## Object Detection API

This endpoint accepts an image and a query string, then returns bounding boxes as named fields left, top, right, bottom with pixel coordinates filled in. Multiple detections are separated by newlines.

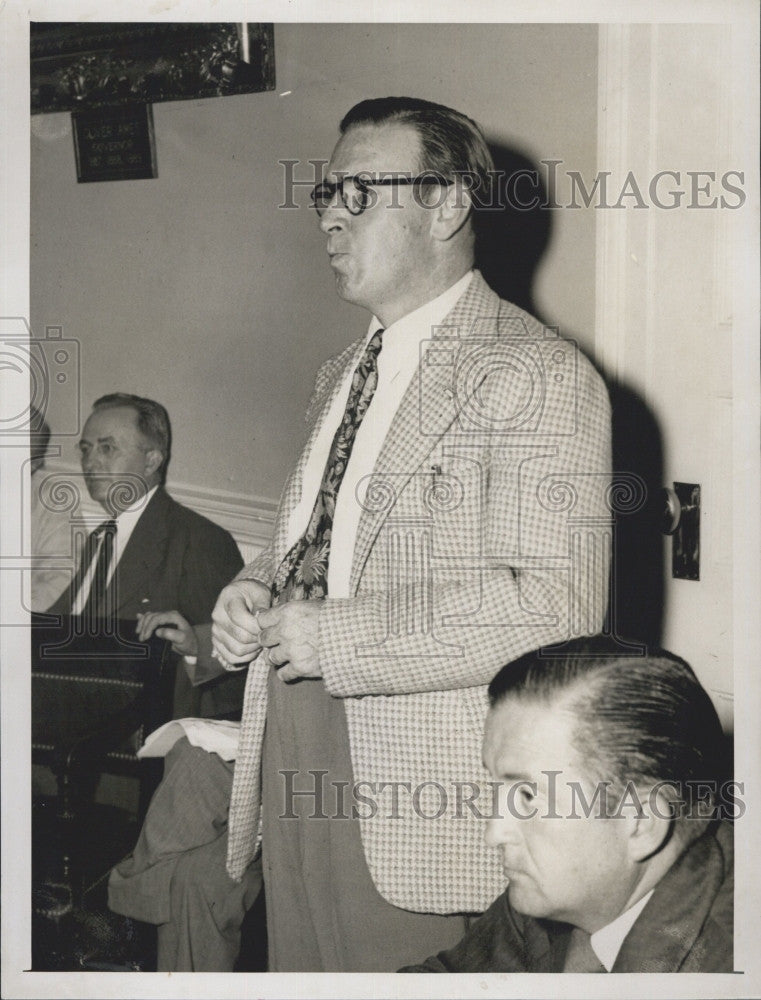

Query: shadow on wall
left=475, top=144, right=552, bottom=319
left=477, top=142, right=665, bottom=649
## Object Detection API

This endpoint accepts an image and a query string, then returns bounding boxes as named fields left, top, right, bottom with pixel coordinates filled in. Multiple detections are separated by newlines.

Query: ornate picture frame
left=31, top=22, right=275, bottom=115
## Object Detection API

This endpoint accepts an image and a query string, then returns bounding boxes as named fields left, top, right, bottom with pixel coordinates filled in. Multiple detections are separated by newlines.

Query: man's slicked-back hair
left=340, top=96, right=495, bottom=197
left=489, top=637, right=727, bottom=832
left=92, top=392, right=172, bottom=484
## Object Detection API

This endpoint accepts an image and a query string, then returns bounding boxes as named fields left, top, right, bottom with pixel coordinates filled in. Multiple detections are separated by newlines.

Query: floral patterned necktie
left=271, top=328, right=384, bottom=604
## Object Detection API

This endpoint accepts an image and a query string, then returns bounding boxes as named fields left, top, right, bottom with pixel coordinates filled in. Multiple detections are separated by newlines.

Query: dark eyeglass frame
left=310, top=173, right=453, bottom=217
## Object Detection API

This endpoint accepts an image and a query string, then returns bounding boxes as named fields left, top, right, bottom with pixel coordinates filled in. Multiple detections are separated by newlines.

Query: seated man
left=47, top=392, right=244, bottom=717
left=402, top=637, right=733, bottom=973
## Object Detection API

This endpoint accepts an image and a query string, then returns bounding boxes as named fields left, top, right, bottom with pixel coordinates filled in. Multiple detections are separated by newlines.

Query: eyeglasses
left=310, top=173, right=453, bottom=217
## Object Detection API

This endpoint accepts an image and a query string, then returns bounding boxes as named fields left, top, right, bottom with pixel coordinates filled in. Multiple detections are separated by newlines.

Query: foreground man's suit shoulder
left=401, top=823, right=733, bottom=973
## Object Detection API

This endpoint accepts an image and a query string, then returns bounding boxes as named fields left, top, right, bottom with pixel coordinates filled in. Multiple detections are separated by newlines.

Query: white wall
left=595, top=23, right=755, bottom=725
left=31, top=23, right=599, bottom=508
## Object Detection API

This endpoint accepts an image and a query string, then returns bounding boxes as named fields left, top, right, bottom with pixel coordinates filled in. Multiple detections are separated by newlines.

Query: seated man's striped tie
left=76, top=519, right=117, bottom=628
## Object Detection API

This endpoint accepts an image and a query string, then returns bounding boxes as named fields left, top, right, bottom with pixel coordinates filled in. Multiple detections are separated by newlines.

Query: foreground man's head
left=483, top=638, right=727, bottom=935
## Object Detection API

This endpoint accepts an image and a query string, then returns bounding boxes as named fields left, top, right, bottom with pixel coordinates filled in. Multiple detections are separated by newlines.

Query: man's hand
left=258, top=600, right=323, bottom=682
left=211, top=579, right=272, bottom=667
left=136, top=610, right=198, bottom=657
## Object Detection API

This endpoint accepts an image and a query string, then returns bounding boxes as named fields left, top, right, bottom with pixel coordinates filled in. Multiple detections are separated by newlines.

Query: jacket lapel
left=612, top=827, right=727, bottom=972
left=348, top=272, right=502, bottom=594
left=271, top=337, right=368, bottom=565
left=107, top=487, right=170, bottom=615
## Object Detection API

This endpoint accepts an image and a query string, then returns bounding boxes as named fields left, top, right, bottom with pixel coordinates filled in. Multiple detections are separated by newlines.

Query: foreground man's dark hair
left=489, top=636, right=727, bottom=837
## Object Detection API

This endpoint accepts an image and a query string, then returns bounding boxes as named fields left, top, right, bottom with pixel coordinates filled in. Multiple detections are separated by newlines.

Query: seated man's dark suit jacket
left=402, top=823, right=733, bottom=973
left=48, top=486, right=245, bottom=718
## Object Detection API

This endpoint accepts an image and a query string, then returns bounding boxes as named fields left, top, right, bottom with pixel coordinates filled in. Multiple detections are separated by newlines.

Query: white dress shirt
left=29, top=467, right=77, bottom=612
left=285, top=270, right=474, bottom=598
left=71, top=485, right=158, bottom=613
left=590, top=889, right=654, bottom=971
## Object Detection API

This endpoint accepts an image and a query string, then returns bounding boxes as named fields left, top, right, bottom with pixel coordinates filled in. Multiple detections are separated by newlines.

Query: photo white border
left=2, top=1, right=759, bottom=998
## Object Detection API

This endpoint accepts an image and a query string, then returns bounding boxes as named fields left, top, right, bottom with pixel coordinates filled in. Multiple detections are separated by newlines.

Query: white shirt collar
left=108, top=483, right=158, bottom=564
left=366, top=269, right=474, bottom=353
left=590, top=889, right=654, bottom=971
left=113, top=483, right=158, bottom=526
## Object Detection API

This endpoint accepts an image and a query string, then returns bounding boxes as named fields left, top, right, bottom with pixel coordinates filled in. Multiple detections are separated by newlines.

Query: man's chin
left=333, top=273, right=354, bottom=299
left=333, top=277, right=373, bottom=314
left=84, top=478, right=116, bottom=508
left=507, top=881, right=547, bottom=921
left=85, top=483, right=106, bottom=503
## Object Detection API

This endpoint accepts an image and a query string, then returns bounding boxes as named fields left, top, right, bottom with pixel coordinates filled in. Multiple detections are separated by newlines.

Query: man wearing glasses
left=110, top=97, right=611, bottom=971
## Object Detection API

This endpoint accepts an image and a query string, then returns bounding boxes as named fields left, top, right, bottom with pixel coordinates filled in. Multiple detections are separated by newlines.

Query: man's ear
left=143, top=448, right=164, bottom=482
left=430, top=178, right=472, bottom=241
left=626, top=786, right=674, bottom=862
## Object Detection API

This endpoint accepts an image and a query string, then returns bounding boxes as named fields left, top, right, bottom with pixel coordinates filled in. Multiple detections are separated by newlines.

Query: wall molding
left=169, top=480, right=278, bottom=558
left=45, top=459, right=278, bottom=563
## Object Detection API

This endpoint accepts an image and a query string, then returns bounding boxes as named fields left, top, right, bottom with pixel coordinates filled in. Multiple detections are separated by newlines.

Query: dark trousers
left=261, top=667, right=466, bottom=971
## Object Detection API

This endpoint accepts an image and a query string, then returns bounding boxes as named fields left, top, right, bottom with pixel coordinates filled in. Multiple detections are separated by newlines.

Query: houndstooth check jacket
left=227, top=271, right=612, bottom=913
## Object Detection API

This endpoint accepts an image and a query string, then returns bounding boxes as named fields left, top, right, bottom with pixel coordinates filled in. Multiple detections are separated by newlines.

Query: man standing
left=210, top=96, right=612, bottom=970
left=110, top=97, right=611, bottom=971
left=402, top=638, right=733, bottom=972
left=49, top=392, right=243, bottom=716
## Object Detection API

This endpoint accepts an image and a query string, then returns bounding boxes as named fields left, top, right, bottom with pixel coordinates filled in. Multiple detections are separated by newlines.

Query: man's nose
left=318, top=204, right=348, bottom=234
left=484, top=797, right=522, bottom=848
left=485, top=816, right=508, bottom=849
